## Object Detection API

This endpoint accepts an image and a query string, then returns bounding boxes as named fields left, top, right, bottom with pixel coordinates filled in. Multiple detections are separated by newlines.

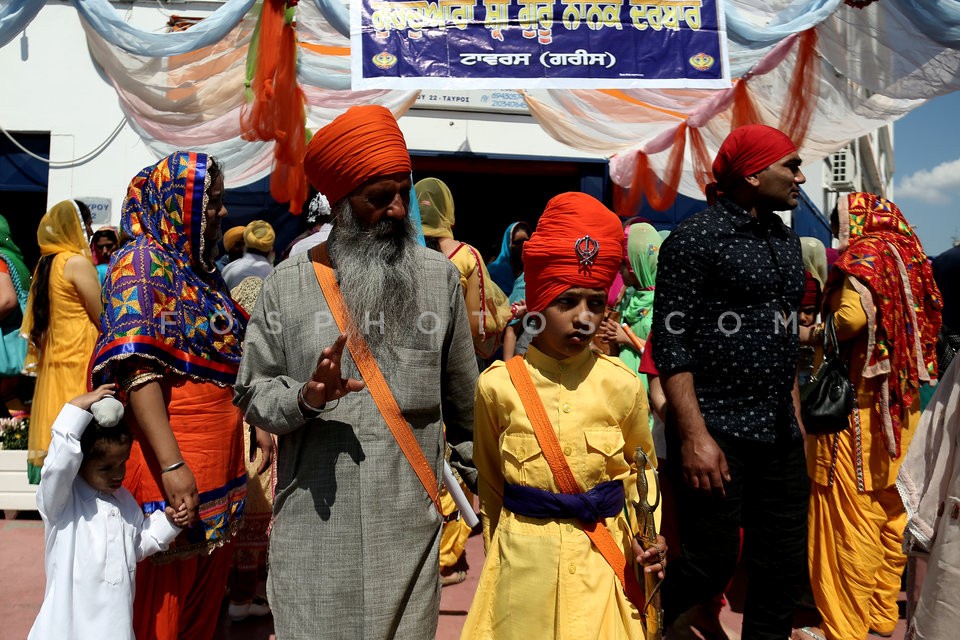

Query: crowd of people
left=8, top=104, right=955, bottom=640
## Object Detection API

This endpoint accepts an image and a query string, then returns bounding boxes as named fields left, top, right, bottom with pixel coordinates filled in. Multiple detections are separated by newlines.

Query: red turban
left=802, top=271, right=821, bottom=308
left=303, top=105, right=412, bottom=206
left=523, top=193, right=624, bottom=313
left=707, top=124, right=797, bottom=203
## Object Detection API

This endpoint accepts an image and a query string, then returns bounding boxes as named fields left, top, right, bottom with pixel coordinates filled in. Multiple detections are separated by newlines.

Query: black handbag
left=800, top=314, right=855, bottom=435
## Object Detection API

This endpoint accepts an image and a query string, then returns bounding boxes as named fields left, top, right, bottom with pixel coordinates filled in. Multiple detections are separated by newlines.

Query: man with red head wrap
left=651, top=124, right=809, bottom=640
left=236, top=105, right=479, bottom=640
left=463, top=192, right=666, bottom=640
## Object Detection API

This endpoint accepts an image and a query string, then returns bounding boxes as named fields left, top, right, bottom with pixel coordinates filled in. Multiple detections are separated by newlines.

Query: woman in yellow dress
left=23, top=200, right=101, bottom=483
left=799, top=193, right=942, bottom=640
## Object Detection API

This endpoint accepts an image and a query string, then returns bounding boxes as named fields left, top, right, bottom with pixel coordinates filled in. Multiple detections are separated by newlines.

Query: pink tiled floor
left=1, top=512, right=905, bottom=640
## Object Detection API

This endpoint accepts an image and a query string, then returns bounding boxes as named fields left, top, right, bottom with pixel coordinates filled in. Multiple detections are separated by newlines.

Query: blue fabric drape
left=889, top=0, right=960, bottom=48
left=297, top=55, right=351, bottom=90
left=724, top=0, right=840, bottom=76
left=725, top=0, right=841, bottom=46
left=71, top=0, right=255, bottom=57
left=0, top=0, right=45, bottom=49
left=313, top=0, right=349, bottom=38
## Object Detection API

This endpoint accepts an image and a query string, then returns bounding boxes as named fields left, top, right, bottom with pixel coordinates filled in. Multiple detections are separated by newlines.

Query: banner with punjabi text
left=350, top=0, right=729, bottom=89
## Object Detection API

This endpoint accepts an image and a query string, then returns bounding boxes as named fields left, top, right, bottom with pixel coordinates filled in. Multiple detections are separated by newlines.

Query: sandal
left=440, top=570, right=467, bottom=586
left=793, top=627, right=828, bottom=640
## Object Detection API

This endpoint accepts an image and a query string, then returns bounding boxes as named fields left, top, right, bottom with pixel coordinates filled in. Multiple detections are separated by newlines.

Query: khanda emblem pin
left=575, top=235, right=600, bottom=267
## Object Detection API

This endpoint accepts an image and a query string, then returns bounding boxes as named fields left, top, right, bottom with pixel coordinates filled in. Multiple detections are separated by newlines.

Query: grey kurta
left=234, top=247, right=478, bottom=640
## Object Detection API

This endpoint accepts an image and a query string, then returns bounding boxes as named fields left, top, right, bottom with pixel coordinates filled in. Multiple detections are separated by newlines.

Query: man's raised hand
left=301, top=334, right=365, bottom=410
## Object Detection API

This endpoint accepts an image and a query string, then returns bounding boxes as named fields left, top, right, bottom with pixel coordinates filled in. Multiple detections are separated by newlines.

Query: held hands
left=161, top=464, right=199, bottom=527
left=301, top=334, right=366, bottom=410
left=164, top=503, right=190, bottom=529
left=633, top=534, right=667, bottom=579
left=680, top=433, right=731, bottom=496
left=69, top=384, right=116, bottom=411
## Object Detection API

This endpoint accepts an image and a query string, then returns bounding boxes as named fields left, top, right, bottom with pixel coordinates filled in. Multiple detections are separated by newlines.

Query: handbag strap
left=504, top=355, right=645, bottom=610
left=820, top=313, right=848, bottom=364
left=310, top=244, right=442, bottom=514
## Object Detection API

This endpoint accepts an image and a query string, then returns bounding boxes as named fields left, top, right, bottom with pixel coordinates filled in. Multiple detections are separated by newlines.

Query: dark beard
left=327, top=201, right=419, bottom=347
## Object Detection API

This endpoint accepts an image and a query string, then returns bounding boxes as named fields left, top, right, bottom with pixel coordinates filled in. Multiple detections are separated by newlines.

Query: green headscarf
left=799, top=236, right=828, bottom=295
left=618, top=222, right=662, bottom=343
left=617, top=223, right=663, bottom=430
left=0, top=214, right=31, bottom=310
left=415, top=177, right=455, bottom=239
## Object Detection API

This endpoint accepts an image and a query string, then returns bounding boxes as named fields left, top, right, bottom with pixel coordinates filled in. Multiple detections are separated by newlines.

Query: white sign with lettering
left=79, top=197, right=111, bottom=225
left=415, top=90, right=528, bottom=113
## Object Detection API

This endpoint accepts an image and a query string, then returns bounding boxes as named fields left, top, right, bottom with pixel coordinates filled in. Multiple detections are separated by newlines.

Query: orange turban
left=223, top=225, right=246, bottom=252
left=707, top=124, right=796, bottom=203
left=523, top=192, right=623, bottom=313
left=303, top=105, right=412, bottom=206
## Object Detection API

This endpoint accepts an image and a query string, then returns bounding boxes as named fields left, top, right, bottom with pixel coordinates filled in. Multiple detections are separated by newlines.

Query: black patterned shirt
left=651, top=199, right=804, bottom=443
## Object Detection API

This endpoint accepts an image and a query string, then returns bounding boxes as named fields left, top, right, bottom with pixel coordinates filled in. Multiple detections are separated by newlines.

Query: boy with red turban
left=463, top=192, right=665, bottom=640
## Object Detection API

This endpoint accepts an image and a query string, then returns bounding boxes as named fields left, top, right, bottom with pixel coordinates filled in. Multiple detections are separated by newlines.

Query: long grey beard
left=327, top=200, right=419, bottom=347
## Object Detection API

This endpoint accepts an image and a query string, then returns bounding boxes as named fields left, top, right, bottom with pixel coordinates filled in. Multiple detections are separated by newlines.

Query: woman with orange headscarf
left=22, top=200, right=101, bottom=483
left=800, top=193, right=942, bottom=640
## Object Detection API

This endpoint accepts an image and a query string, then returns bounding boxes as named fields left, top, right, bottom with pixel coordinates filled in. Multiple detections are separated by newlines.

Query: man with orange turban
left=651, top=124, right=809, bottom=640
left=235, top=105, right=479, bottom=640
left=463, top=192, right=665, bottom=640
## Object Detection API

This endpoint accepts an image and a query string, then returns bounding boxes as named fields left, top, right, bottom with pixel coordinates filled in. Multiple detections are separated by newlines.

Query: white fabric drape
left=55, top=0, right=960, bottom=190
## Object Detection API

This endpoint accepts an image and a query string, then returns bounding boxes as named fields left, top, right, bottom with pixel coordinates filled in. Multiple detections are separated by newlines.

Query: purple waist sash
left=503, top=479, right=624, bottom=523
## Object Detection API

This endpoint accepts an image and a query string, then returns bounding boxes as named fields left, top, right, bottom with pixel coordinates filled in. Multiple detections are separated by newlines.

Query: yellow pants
left=808, top=459, right=906, bottom=640
left=439, top=480, right=473, bottom=570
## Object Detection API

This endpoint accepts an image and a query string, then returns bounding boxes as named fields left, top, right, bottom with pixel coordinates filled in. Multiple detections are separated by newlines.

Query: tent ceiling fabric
left=12, top=0, right=957, bottom=194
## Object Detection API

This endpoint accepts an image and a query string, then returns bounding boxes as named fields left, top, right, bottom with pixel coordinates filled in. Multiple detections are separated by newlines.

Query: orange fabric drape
left=241, top=0, right=307, bottom=213
left=687, top=126, right=714, bottom=193
left=778, top=29, right=820, bottom=146
left=614, top=122, right=688, bottom=215
left=731, top=80, right=763, bottom=131
left=613, top=28, right=821, bottom=215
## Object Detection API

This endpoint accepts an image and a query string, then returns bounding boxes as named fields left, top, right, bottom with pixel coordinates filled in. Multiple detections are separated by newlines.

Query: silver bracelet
left=161, top=460, right=185, bottom=474
left=299, top=386, right=328, bottom=415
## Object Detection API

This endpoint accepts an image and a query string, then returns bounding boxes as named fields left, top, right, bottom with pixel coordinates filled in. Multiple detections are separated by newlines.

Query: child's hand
left=69, top=384, right=116, bottom=412
left=597, top=318, right=620, bottom=344
left=634, top=534, right=667, bottom=580
left=164, top=504, right=190, bottom=529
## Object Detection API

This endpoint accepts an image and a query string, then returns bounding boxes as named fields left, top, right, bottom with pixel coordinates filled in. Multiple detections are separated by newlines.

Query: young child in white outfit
left=28, top=384, right=187, bottom=640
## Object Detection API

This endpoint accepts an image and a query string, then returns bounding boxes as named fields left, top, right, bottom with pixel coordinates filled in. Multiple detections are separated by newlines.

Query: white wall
left=401, top=106, right=605, bottom=161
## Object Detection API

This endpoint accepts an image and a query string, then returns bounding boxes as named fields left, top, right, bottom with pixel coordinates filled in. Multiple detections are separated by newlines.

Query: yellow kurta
left=447, top=242, right=511, bottom=359
left=806, top=276, right=921, bottom=640
left=26, top=252, right=100, bottom=481
left=462, top=345, right=655, bottom=640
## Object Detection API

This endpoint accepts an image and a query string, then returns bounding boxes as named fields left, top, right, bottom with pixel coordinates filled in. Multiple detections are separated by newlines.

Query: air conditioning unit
left=829, top=149, right=855, bottom=190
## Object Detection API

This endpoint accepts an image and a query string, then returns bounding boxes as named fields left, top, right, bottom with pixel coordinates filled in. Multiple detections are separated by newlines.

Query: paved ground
left=1, top=511, right=906, bottom=640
